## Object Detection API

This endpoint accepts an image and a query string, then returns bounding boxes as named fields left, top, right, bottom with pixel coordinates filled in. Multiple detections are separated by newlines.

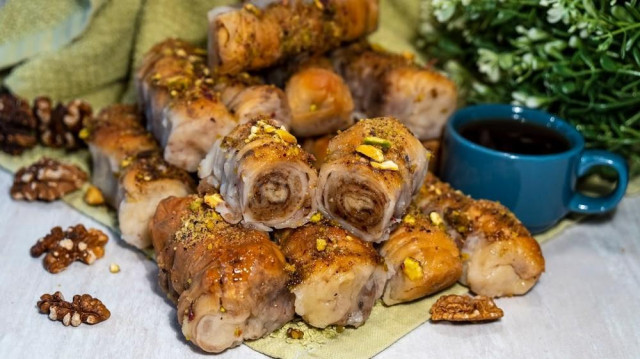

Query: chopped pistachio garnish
left=263, top=124, right=276, bottom=133
left=356, top=144, right=385, bottom=162
left=287, top=328, right=304, bottom=339
left=309, top=212, right=323, bottom=223
left=403, top=214, right=416, bottom=225
left=461, top=253, right=470, bottom=262
left=363, top=136, right=391, bottom=150
left=370, top=160, right=399, bottom=171
left=276, top=128, right=297, bottom=144
left=84, top=185, right=105, bottom=206
left=309, top=103, right=318, bottom=112
left=284, top=263, right=296, bottom=272
left=316, top=238, right=327, bottom=251
left=430, top=212, right=444, bottom=226
left=188, top=198, right=203, bottom=212
left=243, top=3, right=261, bottom=16
left=219, top=306, right=226, bottom=313
left=402, top=257, right=424, bottom=281
left=204, top=193, right=224, bottom=208
left=78, top=128, right=90, bottom=140
left=109, top=263, right=120, bottom=273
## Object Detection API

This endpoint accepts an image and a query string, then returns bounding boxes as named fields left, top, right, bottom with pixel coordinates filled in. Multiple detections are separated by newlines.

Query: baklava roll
left=332, top=42, right=457, bottom=140
left=198, top=118, right=317, bottom=230
left=278, top=219, right=387, bottom=328
left=223, top=84, right=292, bottom=128
left=316, top=117, right=428, bottom=242
left=285, top=65, right=354, bottom=137
left=151, top=195, right=295, bottom=353
left=207, top=0, right=379, bottom=75
left=414, top=173, right=545, bottom=297
left=135, top=39, right=209, bottom=131
left=380, top=208, right=462, bottom=305
left=84, top=104, right=158, bottom=206
left=117, top=151, right=194, bottom=249
left=159, top=85, right=237, bottom=172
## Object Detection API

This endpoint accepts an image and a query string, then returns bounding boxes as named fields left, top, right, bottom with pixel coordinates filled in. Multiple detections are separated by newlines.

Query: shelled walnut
left=33, top=97, right=92, bottom=150
left=429, top=294, right=504, bottom=322
left=30, top=225, right=108, bottom=273
left=11, top=157, right=87, bottom=201
left=37, top=291, right=110, bottom=326
left=0, top=92, right=38, bottom=155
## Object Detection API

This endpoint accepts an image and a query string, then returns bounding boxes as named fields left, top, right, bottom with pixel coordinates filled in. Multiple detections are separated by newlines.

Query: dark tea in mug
left=458, top=119, right=571, bottom=155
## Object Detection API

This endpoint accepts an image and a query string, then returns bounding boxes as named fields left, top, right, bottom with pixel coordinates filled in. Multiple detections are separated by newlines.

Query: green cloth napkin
left=1, top=0, right=638, bottom=358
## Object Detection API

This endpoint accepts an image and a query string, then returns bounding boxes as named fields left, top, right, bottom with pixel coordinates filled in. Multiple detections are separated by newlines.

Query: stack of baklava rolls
left=80, top=0, right=546, bottom=353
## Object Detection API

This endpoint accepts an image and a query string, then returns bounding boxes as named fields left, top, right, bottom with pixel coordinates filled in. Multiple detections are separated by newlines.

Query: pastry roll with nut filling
left=137, top=39, right=291, bottom=170
left=158, top=85, right=238, bottom=172
left=199, top=118, right=317, bottom=230
left=414, top=173, right=545, bottom=297
left=380, top=208, right=462, bottom=305
left=316, top=117, right=429, bottom=242
left=332, top=42, right=457, bottom=140
left=136, top=39, right=209, bottom=131
left=83, top=104, right=158, bottom=206
left=150, top=195, right=295, bottom=353
left=285, top=64, right=354, bottom=137
left=207, top=0, right=379, bottom=75
left=117, top=152, right=194, bottom=249
left=222, top=84, right=292, bottom=128
left=278, top=219, right=387, bottom=328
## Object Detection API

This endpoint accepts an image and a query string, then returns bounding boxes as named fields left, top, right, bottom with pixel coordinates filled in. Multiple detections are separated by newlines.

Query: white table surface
left=0, top=169, right=638, bottom=359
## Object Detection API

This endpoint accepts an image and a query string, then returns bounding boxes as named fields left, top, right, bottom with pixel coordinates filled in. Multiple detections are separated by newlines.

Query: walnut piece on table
left=30, top=225, right=108, bottom=273
left=37, top=291, right=110, bottom=327
left=11, top=157, right=88, bottom=201
left=0, top=92, right=38, bottom=155
left=34, top=97, right=92, bottom=150
left=430, top=294, right=504, bottom=322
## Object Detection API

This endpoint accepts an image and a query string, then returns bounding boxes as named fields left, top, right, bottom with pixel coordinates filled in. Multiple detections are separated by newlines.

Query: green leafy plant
left=417, top=0, right=640, bottom=175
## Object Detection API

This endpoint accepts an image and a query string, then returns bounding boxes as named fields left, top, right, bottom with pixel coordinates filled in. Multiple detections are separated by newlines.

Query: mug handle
left=568, top=150, right=629, bottom=214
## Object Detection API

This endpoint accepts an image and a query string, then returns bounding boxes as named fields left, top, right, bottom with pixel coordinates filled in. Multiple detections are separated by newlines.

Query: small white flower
left=512, top=92, right=546, bottom=108
left=547, top=3, right=565, bottom=23
left=477, top=48, right=501, bottom=82
left=432, top=0, right=457, bottom=23
left=569, top=35, right=580, bottom=48
left=580, top=29, right=589, bottom=38
left=544, top=40, right=567, bottom=55
left=472, top=81, right=490, bottom=95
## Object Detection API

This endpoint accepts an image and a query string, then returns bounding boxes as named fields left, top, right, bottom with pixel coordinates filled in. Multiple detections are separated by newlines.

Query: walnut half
left=429, top=294, right=504, bottom=322
left=37, top=291, right=110, bottom=327
left=0, top=92, right=37, bottom=155
left=30, top=225, right=108, bottom=273
left=11, top=157, right=87, bottom=201
left=34, top=97, right=92, bottom=150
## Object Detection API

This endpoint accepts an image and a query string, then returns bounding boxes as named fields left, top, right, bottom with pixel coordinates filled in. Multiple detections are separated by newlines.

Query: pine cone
left=0, top=91, right=38, bottom=155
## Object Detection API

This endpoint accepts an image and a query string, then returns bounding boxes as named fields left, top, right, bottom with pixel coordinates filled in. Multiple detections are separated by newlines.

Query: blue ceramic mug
left=440, top=104, right=629, bottom=234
